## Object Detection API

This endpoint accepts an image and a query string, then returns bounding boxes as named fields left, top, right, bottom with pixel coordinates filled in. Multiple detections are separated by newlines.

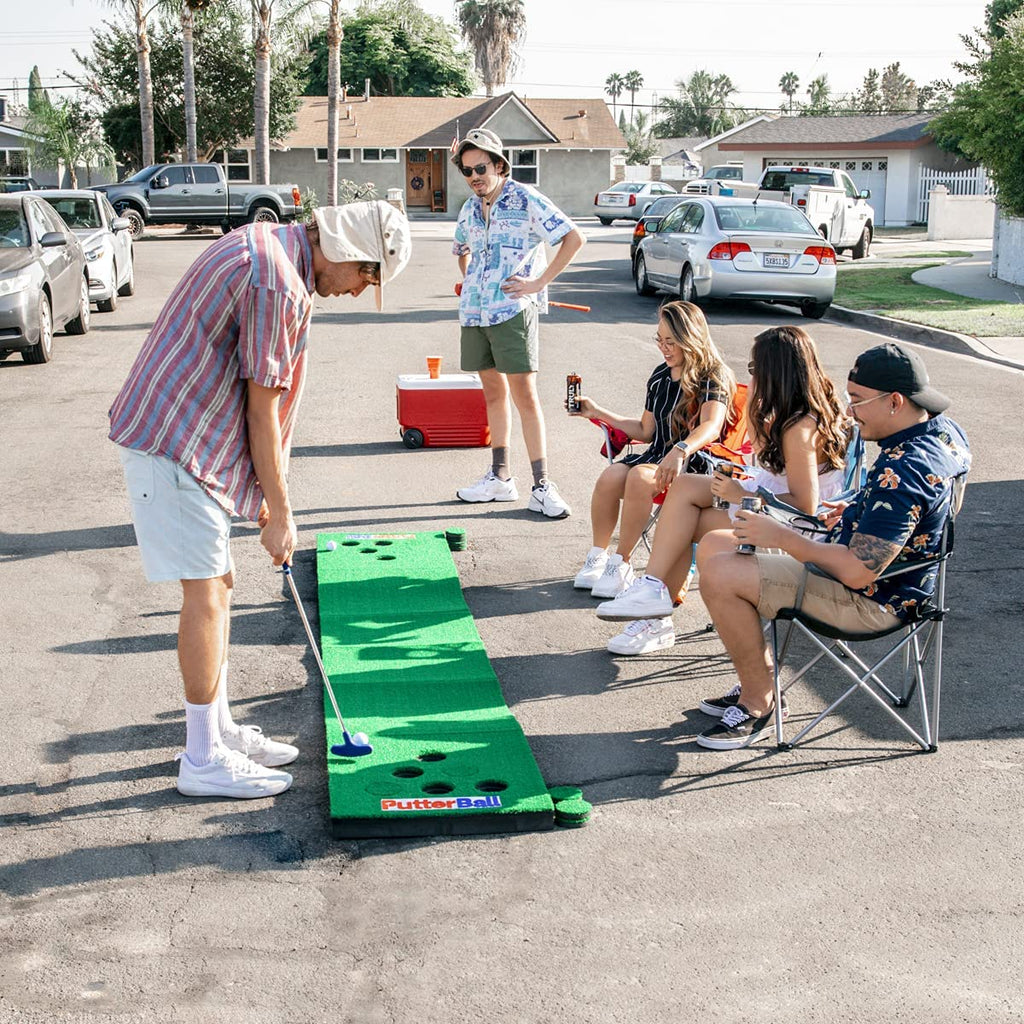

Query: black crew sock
left=492, top=447, right=511, bottom=481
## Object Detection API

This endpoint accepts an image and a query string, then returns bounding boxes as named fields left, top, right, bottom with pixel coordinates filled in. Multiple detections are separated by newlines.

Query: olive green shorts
left=460, top=306, right=539, bottom=375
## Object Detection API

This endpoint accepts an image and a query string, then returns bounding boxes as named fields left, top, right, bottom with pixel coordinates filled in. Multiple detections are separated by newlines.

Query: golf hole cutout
left=378, top=555, right=396, bottom=561
left=422, top=782, right=455, bottom=795
left=417, top=752, right=446, bottom=762
left=341, top=540, right=359, bottom=547
left=475, top=780, right=508, bottom=793
left=375, top=540, right=394, bottom=547
left=392, top=766, right=425, bottom=779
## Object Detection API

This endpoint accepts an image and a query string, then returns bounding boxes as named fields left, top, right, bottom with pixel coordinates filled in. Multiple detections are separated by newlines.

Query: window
left=27, top=200, right=52, bottom=242
left=680, top=205, right=704, bottom=233
left=192, top=165, right=220, bottom=184
left=102, top=196, right=119, bottom=226
left=0, top=148, right=29, bottom=175
left=878, top=160, right=887, bottom=171
left=315, top=147, right=353, bottom=162
left=862, top=161, right=873, bottom=171
left=660, top=204, right=689, bottom=233
left=211, top=148, right=251, bottom=182
left=841, top=174, right=859, bottom=199
left=510, top=149, right=538, bottom=185
left=846, top=161, right=856, bottom=171
left=158, top=165, right=189, bottom=186
left=362, top=148, right=398, bottom=163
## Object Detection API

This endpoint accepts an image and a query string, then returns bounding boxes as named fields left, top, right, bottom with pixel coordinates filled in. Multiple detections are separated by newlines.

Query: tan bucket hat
left=451, top=127, right=506, bottom=169
left=312, top=200, right=412, bottom=310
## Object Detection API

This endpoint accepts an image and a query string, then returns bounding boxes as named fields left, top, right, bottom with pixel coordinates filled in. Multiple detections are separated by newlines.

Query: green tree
left=305, top=1, right=474, bottom=96
left=915, top=80, right=951, bottom=112
left=605, top=72, right=624, bottom=123
left=28, top=66, right=50, bottom=113
left=931, top=11, right=1024, bottom=216
left=26, top=98, right=114, bottom=188
left=456, top=0, right=525, bottom=97
left=655, top=70, right=736, bottom=137
left=623, top=69, right=644, bottom=125
left=73, top=7, right=306, bottom=171
left=987, top=0, right=1024, bottom=37
left=880, top=62, right=918, bottom=111
left=802, top=74, right=832, bottom=115
left=850, top=68, right=882, bottom=113
left=779, top=70, right=799, bottom=114
left=621, top=110, right=657, bottom=165
left=106, top=0, right=162, bottom=168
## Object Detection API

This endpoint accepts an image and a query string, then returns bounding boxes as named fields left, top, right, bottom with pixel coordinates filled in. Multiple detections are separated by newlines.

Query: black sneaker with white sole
left=699, top=684, right=788, bottom=720
left=696, top=703, right=776, bottom=750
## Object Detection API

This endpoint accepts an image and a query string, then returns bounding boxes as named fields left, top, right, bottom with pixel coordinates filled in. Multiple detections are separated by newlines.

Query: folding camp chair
left=766, top=471, right=968, bottom=752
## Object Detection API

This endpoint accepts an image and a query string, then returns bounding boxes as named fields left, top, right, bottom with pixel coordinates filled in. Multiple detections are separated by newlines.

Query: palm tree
left=623, top=69, right=644, bottom=125
left=180, top=0, right=210, bottom=162
left=456, top=0, right=526, bottom=98
left=605, top=72, right=624, bottom=123
left=108, top=0, right=163, bottom=167
left=805, top=74, right=831, bottom=115
left=779, top=70, right=799, bottom=114
left=324, top=0, right=343, bottom=204
left=655, top=70, right=737, bottom=137
left=250, top=0, right=277, bottom=185
left=27, top=98, right=114, bottom=188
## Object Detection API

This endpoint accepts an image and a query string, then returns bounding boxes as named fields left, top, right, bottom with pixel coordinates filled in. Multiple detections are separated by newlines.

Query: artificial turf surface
left=316, top=531, right=555, bottom=838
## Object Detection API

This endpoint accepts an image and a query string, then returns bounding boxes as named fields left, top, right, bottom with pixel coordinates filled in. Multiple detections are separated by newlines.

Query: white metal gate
left=917, top=166, right=993, bottom=223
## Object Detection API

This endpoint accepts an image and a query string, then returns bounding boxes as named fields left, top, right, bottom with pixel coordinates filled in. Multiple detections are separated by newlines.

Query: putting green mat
left=316, top=531, right=555, bottom=838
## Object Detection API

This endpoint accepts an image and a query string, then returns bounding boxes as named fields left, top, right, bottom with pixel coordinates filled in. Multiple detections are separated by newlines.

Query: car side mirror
left=39, top=231, right=67, bottom=247
left=646, top=219, right=661, bottom=233
left=152, top=175, right=169, bottom=189
left=859, top=188, right=871, bottom=199
left=111, top=217, right=132, bottom=232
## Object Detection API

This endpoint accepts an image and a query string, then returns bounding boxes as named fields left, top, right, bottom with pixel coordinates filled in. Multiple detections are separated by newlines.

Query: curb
left=826, top=304, right=1024, bottom=373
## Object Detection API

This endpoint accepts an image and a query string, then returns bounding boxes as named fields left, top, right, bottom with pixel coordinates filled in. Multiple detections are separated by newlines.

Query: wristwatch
left=674, top=441, right=689, bottom=455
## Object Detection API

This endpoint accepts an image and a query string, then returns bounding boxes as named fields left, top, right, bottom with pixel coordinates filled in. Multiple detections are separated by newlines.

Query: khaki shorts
left=460, top=306, right=539, bottom=374
left=754, top=552, right=901, bottom=634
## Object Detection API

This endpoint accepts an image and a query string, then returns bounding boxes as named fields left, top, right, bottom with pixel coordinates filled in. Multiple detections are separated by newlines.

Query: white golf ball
left=351, top=732, right=369, bottom=746
left=326, top=540, right=337, bottom=551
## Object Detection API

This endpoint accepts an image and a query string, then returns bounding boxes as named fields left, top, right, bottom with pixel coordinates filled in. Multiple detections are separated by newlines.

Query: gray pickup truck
left=92, top=162, right=302, bottom=239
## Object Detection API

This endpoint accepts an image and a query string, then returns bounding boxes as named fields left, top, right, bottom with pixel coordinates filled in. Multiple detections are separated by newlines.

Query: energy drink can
left=736, top=495, right=761, bottom=555
left=566, top=372, right=582, bottom=414
left=712, top=463, right=735, bottom=510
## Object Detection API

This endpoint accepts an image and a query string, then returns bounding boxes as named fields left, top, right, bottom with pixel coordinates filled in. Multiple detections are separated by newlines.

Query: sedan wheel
left=801, top=299, right=831, bottom=319
left=23, top=293, right=53, bottom=364
left=634, top=254, right=655, bottom=296
left=598, top=217, right=614, bottom=226
left=65, top=276, right=91, bottom=335
left=679, top=264, right=696, bottom=303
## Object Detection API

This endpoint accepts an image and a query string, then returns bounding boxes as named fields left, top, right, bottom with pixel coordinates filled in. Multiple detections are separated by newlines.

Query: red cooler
left=396, top=373, right=490, bottom=449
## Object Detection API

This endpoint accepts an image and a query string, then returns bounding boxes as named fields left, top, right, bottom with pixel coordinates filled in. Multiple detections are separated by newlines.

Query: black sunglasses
left=460, top=162, right=491, bottom=177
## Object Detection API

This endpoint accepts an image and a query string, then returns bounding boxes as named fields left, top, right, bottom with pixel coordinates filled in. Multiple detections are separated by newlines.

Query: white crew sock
left=215, top=661, right=242, bottom=742
left=184, top=699, right=220, bottom=766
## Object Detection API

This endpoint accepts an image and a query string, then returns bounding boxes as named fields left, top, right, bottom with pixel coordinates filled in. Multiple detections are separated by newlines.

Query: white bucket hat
left=452, top=127, right=507, bottom=170
left=312, top=200, right=412, bottom=310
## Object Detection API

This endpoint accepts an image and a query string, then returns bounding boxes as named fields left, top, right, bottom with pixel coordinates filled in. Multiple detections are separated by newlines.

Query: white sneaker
left=223, top=724, right=298, bottom=767
left=607, top=617, right=675, bottom=655
left=176, top=746, right=293, bottom=799
left=596, top=574, right=673, bottom=620
left=574, top=547, right=609, bottom=589
left=528, top=480, right=571, bottom=518
left=457, top=470, right=519, bottom=503
left=590, top=553, right=635, bottom=598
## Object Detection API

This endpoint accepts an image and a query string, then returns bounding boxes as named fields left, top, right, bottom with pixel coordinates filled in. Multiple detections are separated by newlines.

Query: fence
left=917, top=165, right=993, bottom=223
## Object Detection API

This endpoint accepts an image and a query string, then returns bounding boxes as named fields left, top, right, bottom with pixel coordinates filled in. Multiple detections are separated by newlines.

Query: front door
left=429, top=150, right=446, bottom=212
left=406, top=149, right=431, bottom=208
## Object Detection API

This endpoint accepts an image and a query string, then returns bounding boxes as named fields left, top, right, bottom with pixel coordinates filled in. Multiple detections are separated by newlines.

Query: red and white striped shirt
left=109, top=223, right=314, bottom=522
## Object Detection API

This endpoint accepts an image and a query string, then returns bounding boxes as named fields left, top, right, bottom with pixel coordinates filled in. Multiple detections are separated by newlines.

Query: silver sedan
left=633, top=196, right=836, bottom=318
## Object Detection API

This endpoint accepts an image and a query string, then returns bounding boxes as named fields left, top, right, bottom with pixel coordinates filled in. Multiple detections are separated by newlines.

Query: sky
left=0, top=0, right=990, bottom=115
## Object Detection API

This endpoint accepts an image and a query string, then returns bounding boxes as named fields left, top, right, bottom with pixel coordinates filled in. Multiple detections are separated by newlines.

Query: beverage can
left=566, top=372, right=582, bottom=414
left=736, top=495, right=760, bottom=555
left=712, top=463, right=735, bottom=510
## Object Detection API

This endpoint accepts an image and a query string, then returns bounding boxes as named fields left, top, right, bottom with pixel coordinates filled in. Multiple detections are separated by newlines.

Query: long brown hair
left=748, top=325, right=848, bottom=474
left=659, top=301, right=737, bottom=442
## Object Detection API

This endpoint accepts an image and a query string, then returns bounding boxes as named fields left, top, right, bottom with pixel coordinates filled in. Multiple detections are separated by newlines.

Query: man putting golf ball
left=109, top=201, right=411, bottom=799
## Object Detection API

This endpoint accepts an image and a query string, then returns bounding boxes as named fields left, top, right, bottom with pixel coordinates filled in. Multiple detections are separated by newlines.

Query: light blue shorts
left=118, top=447, right=234, bottom=583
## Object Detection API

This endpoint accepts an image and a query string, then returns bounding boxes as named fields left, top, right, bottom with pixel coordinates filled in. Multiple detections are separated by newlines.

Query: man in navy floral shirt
left=450, top=128, right=585, bottom=518
left=692, top=343, right=971, bottom=750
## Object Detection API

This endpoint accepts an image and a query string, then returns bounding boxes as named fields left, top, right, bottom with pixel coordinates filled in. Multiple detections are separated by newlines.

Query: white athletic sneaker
left=175, top=746, right=293, bottom=799
left=528, top=481, right=571, bottom=518
left=590, top=553, right=636, bottom=599
left=606, top=617, right=676, bottom=655
left=596, top=574, right=673, bottom=620
left=457, top=470, right=519, bottom=503
left=223, top=724, right=298, bottom=767
left=574, top=547, right=609, bottom=589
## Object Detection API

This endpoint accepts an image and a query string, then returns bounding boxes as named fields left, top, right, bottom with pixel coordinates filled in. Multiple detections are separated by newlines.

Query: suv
left=683, top=165, right=747, bottom=194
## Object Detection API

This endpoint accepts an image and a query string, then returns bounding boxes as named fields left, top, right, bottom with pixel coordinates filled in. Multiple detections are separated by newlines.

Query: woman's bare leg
left=662, top=507, right=732, bottom=594
left=644, top=475, right=716, bottom=581
left=614, top=463, right=660, bottom=556
left=590, top=462, right=631, bottom=548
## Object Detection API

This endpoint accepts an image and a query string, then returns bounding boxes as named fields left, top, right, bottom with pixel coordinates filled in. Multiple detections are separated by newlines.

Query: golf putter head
left=331, top=730, right=374, bottom=758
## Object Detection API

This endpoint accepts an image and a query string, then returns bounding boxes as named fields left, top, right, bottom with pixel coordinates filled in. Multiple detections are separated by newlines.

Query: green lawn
left=834, top=263, right=1024, bottom=337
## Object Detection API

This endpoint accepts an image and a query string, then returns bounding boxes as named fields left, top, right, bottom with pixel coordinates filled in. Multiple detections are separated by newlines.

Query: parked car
left=593, top=181, right=677, bottom=225
left=0, top=194, right=90, bottom=363
left=93, top=162, right=302, bottom=239
left=37, top=190, right=135, bottom=312
left=629, top=194, right=686, bottom=261
left=632, top=196, right=836, bottom=319
left=681, top=164, right=749, bottom=194
left=0, top=176, right=42, bottom=193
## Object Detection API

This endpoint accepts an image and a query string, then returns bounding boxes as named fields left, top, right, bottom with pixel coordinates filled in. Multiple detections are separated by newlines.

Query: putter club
left=282, top=563, right=373, bottom=758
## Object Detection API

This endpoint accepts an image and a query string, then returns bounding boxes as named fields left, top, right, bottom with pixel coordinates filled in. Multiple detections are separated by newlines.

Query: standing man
left=452, top=127, right=585, bottom=518
left=110, top=201, right=411, bottom=798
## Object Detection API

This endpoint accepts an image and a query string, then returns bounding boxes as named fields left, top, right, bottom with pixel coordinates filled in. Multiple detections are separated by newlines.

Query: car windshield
left=606, top=183, right=644, bottom=194
left=714, top=204, right=812, bottom=234
left=43, top=197, right=101, bottom=229
left=708, top=167, right=742, bottom=180
left=760, top=170, right=835, bottom=190
left=0, top=209, right=30, bottom=247
left=122, top=165, right=165, bottom=183
left=0, top=180, right=32, bottom=193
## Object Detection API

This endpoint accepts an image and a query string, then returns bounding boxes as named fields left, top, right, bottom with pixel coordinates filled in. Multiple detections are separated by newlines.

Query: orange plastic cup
left=427, top=356, right=442, bottom=379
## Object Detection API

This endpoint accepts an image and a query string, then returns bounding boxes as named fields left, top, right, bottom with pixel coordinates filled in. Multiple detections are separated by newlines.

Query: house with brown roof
left=715, top=114, right=984, bottom=226
left=244, top=91, right=625, bottom=218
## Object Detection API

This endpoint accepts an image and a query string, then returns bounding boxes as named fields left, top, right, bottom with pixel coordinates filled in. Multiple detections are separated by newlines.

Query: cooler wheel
left=402, top=428, right=425, bottom=449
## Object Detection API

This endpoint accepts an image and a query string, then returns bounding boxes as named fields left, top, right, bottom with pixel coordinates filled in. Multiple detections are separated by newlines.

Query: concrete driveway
left=1, top=222, right=1022, bottom=1023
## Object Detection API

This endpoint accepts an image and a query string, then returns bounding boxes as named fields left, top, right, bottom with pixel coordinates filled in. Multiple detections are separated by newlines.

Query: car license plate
left=763, top=253, right=789, bottom=268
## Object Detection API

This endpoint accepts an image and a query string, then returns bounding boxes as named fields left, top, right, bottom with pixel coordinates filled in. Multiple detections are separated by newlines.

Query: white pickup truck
left=719, top=166, right=875, bottom=258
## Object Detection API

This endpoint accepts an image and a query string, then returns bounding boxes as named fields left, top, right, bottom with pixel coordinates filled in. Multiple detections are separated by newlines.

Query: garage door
left=763, top=156, right=889, bottom=226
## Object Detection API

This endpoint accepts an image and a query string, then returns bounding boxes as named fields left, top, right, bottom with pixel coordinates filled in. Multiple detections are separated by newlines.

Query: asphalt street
left=1, top=221, right=1023, bottom=1023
